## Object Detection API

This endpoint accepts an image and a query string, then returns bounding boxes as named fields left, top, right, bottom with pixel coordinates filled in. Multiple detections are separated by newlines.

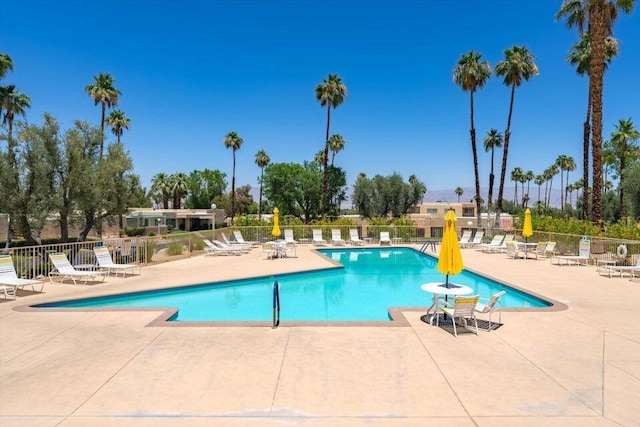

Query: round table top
left=421, top=282, right=474, bottom=296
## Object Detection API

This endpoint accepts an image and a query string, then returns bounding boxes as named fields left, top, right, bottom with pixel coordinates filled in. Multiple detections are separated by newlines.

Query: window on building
left=431, top=227, right=444, bottom=238
left=426, top=208, right=438, bottom=214
left=462, top=207, right=475, bottom=217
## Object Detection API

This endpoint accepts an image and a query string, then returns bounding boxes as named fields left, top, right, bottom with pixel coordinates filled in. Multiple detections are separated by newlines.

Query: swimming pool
left=37, top=248, right=551, bottom=322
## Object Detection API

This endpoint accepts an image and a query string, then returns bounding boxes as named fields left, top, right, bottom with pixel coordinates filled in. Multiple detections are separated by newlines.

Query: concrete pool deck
left=1, top=244, right=638, bottom=426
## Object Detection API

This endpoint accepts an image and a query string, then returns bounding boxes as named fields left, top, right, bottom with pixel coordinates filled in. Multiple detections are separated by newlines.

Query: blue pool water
left=38, top=248, right=550, bottom=322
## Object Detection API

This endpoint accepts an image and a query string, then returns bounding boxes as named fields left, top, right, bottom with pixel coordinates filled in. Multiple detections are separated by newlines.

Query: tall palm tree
left=315, top=74, right=347, bottom=216
left=564, top=157, right=577, bottom=208
left=0, top=84, right=31, bottom=141
left=105, top=110, right=130, bottom=144
left=223, top=131, right=244, bottom=222
left=546, top=164, right=560, bottom=207
left=169, top=172, right=189, bottom=209
left=566, top=32, right=619, bottom=219
left=494, top=46, right=538, bottom=225
left=314, top=150, right=326, bottom=165
left=534, top=174, right=545, bottom=204
left=555, top=154, right=569, bottom=208
left=453, top=51, right=492, bottom=228
left=327, top=133, right=346, bottom=166
left=254, top=149, right=271, bottom=221
left=483, top=129, right=503, bottom=223
left=524, top=170, right=534, bottom=203
left=0, top=53, right=13, bottom=79
left=610, top=118, right=639, bottom=216
left=85, top=73, right=121, bottom=157
left=511, top=167, right=523, bottom=205
left=151, top=172, right=171, bottom=209
left=455, top=187, right=463, bottom=203
left=557, top=0, right=635, bottom=224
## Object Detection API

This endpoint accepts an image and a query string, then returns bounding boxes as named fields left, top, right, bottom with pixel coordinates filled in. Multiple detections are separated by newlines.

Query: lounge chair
left=476, top=234, right=504, bottom=252
left=379, top=231, right=392, bottom=246
left=505, top=241, right=519, bottom=259
left=442, top=295, right=480, bottom=337
left=203, top=239, right=239, bottom=256
left=93, top=247, right=140, bottom=277
left=489, top=234, right=515, bottom=253
left=349, top=229, right=365, bottom=245
left=48, top=253, right=105, bottom=285
left=1, top=284, right=17, bottom=300
left=331, top=229, right=346, bottom=246
left=0, top=254, right=45, bottom=293
left=462, top=231, right=484, bottom=248
left=551, top=238, right=592, bottom=266
left=544, top=241, right=557, bottom=257
left=312, top=229, right=327, bottom=245
left=261, top=242, right=278, bottom=259
left=458, top=230, right=472, bottom=246
left=474, top=291, right=505, bottom=331
left=603, top=256, right=640, bottom=278
left=284, top=229, right=297, bottom=244
left=233, top=230, right=258, bottom=246
left=221, top=233, right=252, bottom=251
left=210, top=239, right=247, bottom=255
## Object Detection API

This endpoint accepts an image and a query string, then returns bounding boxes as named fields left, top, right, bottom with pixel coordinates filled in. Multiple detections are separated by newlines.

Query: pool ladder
left=272, top=281, right=280, bottom=328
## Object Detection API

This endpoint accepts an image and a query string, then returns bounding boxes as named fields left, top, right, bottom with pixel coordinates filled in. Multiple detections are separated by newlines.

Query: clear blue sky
left=2, top=0, right=639, bottom=202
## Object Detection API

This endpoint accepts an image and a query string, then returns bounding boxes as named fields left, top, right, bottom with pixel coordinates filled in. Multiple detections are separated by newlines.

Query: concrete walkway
left=0, top=244, right=638, bottom=426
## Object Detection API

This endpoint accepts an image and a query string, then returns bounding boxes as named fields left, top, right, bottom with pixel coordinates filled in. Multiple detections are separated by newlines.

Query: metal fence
left=3, top=226, right=639, bottom=280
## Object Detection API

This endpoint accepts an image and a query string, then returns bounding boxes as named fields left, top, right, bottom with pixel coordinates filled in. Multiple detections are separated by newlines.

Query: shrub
left=165, top=242, right=184, bottom=256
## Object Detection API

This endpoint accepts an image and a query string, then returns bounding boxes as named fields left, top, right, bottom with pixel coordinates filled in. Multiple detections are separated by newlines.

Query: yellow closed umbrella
left=522, top=208, right=533, bottom=242
left=271, top=207, right=281, bottom=238
left=437, top=209, right=464, bottom=288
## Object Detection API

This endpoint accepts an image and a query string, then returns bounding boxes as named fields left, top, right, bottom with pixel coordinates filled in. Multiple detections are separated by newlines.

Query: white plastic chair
left=474, top=291, right=505, bottom=331
left=442, top=295, right=480, bottom=337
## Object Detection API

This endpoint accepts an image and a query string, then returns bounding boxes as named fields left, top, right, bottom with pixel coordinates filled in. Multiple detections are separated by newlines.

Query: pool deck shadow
left=1, top=243, right=639, bottom=426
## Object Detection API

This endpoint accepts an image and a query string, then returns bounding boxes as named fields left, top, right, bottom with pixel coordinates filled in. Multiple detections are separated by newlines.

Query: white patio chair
left=312, top=229, right=327, bottom=245
left=0, top=254, right=45, bottom=293
left=349, top=229, right=365, bottom=245
left=442, top=295, right=480, bottom=337
left=331, top=229, right=346, bottom=246
left=48, top=253, right=104, bottom=285
left=474, top=291, right=505, bottom=331
left=94, top=247, right=140, bottom=277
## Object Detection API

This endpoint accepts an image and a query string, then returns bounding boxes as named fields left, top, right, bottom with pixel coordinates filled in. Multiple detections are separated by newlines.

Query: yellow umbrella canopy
left=522, top=208, right=533, bottom=241
left=271, top=207, right=281, bottom=237
left=437, top=209, right=464, bottom=287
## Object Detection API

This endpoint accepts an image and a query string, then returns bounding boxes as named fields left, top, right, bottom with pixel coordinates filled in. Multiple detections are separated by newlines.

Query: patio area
left=0, top=244, right=638, bottom=426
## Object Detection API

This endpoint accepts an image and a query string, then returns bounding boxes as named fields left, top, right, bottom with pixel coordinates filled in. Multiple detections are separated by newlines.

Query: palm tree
left=254, top=149, right=271, bottom=221
left=169, top=172, right=189, bottom=209
left=85, top=73, right=121, bottom=157
left=223, top=131, right=244, bottom=222
left=0, top=85, right=31, bottom=141
left=151, top=173, right=171, bottom=209
left=105, top=110, right=130, bottom=144
left=534, top=174, right=545, bottom=204
left=315, top=74, right=347, bottom=216
left=511, top=167, right=523, bottom=205
left=546, top=164, right=560, bottom=207
left=555, top=155, right=569, bottom=209
left=566, top=32, right=619, bottom=219
left=455, top=187, right=463, bottom=202
left=610, top=118, right=639, bottom=216
left=524, top=170, right=534, bottom=206
left=602, top=140, right=617, bottom=192
left=494, top=46, right=538, bottom=225
left=482, top=129, right=503, bottom=223
left=557, top=0, right=635, bottom=224
left=564, top=157, right=577, bottom=208
left=327, top=133, right=346, bottom=166
left=0, top=53, right=13, bottom=79
left=453, top=51, right=492, bottom=228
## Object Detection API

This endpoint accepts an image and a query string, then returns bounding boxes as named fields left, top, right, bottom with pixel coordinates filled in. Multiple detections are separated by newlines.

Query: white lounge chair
left=442, top=295, right=480, bottom=337
left=474, top=291, right=505, bottom=331
left=48, top=253, right=104, bottom=285
left=604, top=256, right=640, bottom=278
left=552, top=238, right=592, bottom=266
left=458, top=230, right=472, bottom=246
left=203, top=239, right=238, bottom=256
left=210, top=239, right=246, bottom=255
left=349, top=229, right=365, bottom=245
left=379, top=231, right=392, bottom=246
left=463, top=231, right=484, bottom=248
left=476, top=234, right=504, bottom=252
left=489, top=234, right=514, bottom=253
left=312, top=229, right=327, bottom=245
left=94, top=247, right=140, bottom=277
left=0, top=254, right=45, bottom=293
left=233, top=230, right=258, bottom=246
left=331, top=229, right=346, bottom=246
left=284, top=229, right=297, bottom=244
left=220, top=233, right=252, bottom=252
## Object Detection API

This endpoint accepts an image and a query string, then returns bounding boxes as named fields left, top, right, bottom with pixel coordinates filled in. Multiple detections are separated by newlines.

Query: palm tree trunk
left=231, top=151, right=236, bottom=221
left=620, top=151, right=626, bottom=217
left=322, top=106, right=331, bottom=216
left=487, top=147, right=495, bottom=226
left=590, top=2, right=606, bottom=225
left=258, top=169, right=264, bottom=221
left=469, top=91, right=482, bottom=228
left=100, top=102, right=106, bottom=157
left=495, top=83, right=516, bottom=228
left=583, top=87, right=591, bottom=220
left=560, top=171, right=564, bottom=211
